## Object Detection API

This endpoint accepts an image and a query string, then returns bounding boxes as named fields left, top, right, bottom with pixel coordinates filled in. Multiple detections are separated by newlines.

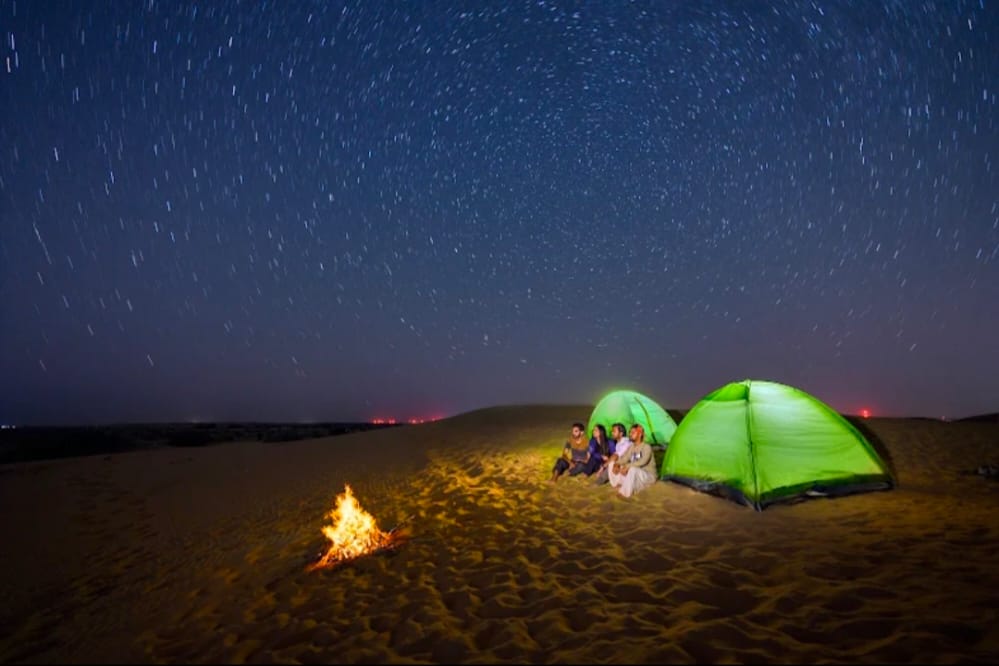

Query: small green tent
left=660, top=379, right=893, bottom=510
left=587, top=390, right=677, bottom=446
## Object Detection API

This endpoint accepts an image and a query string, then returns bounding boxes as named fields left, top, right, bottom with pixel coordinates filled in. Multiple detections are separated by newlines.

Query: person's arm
left=598, top=451, right=614, bottom=470
left=562, top=443, right=572, bottom=462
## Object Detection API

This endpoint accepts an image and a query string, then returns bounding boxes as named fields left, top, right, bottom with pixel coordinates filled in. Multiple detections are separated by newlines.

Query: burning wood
left=307, top=484, right=409, bottom=571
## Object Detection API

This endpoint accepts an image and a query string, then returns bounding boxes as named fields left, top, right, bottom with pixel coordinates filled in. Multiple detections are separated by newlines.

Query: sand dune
left=1, top=405, right=997, bottom=663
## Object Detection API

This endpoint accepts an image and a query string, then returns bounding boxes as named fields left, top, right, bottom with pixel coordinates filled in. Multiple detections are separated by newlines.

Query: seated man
left=550, top=422, right=589, bottom=483
left=601, top=423, right=632, bottom=486
left=613, top=424, right=657, bottom=498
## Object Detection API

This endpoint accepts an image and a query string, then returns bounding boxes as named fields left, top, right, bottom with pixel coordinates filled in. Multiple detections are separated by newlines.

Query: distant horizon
left=4, top=401, right=995, bottom=429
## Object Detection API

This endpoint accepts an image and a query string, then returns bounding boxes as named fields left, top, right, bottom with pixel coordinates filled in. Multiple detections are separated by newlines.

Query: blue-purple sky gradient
left=2, top=1, right=997, bottom=424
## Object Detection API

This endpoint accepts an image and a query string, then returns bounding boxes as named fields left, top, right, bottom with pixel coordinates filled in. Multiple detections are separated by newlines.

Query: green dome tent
left=660, top=379, right=893, bottom=510
left=587, top=390, right=678, bottom=446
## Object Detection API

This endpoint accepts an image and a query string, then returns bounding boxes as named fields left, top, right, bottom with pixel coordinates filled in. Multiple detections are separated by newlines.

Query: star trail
left=2, top=1, right=997, bottom=425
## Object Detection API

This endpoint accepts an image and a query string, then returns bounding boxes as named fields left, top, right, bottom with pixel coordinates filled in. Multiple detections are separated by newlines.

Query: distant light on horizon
left=371, top=415, right=443, bottom=425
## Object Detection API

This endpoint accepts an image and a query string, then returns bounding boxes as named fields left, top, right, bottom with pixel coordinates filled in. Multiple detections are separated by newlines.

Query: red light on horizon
left=860, top=408, right=871, bottom=419
left=372, top=415, right=445, bottom=425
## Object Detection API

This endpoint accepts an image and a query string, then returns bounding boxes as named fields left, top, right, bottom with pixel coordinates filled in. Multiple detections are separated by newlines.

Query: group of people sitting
left=549, top=421, right=658, bottom=498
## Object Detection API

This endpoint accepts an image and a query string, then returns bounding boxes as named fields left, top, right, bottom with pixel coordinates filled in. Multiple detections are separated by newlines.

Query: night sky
left=2, top=1, right=997, bottom=425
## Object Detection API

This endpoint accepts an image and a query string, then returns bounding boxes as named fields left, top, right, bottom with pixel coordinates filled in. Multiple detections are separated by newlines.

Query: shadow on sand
left=844, top=416, right=899, bottom=484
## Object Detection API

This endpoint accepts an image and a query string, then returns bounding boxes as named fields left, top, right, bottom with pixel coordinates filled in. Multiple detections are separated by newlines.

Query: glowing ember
left=307, top=484, right=405, bottom=571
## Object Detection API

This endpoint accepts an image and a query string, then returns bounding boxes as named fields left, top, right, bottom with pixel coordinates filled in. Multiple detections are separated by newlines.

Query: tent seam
left=636, top=397, right=656, bottom=444
left=745, top=379, right=761, bottom=510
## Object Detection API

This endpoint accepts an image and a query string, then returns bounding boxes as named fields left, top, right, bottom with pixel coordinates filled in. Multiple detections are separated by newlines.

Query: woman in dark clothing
left=592, top=424, right=612, bottom=458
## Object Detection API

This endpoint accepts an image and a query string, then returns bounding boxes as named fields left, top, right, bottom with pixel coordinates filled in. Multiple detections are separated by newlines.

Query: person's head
left=611, top=423, right=626, bottom=440
left=571, top=422, right=585, bottom=438
left=593, top=424, right=607, bottom=443
left=629, top=424, right=645, bottom=443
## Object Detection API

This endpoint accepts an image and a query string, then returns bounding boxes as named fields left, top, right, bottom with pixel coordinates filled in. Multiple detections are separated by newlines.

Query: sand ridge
left=0, top=406, right=997, bottom=663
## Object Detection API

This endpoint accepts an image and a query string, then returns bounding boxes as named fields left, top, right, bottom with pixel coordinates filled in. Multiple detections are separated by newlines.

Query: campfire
left=307, top=484, right=408, bottom=571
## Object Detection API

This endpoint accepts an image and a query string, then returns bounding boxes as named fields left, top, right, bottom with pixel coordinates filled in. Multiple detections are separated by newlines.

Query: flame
left=308, top=484, right=402, bottom=571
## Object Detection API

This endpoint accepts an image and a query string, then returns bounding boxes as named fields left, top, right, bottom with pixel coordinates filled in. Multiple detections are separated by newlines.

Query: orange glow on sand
left=307, top=484, right=408, bottom=571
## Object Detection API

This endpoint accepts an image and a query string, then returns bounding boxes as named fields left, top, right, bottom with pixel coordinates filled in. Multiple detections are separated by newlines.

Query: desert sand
left=0, top=405, right=997, bottom=664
